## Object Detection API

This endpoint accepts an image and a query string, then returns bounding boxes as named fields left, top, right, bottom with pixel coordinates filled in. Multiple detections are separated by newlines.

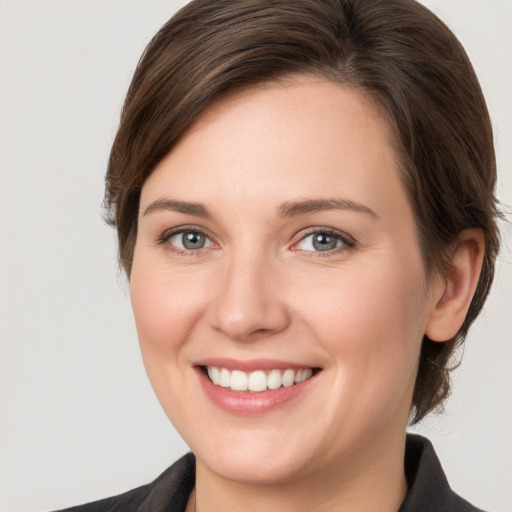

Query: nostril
left=249, top=328, right=274, bottom=338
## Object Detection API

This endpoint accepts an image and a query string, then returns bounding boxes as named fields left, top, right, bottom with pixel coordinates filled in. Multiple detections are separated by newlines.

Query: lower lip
left=197, top=368, right=319, bottom=415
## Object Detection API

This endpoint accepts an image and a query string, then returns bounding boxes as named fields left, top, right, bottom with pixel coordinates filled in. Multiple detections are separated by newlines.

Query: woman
left=13, top=0, right=504, bottom=510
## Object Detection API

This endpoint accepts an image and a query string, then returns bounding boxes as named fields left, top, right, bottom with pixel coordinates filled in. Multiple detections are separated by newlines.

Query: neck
left=191, top=431, right=408, bottom=512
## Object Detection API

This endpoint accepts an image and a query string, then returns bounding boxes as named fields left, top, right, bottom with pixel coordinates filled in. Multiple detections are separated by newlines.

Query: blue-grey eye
left=296, top=232, right=345, bottom=252
left=168, top=230, right=213, bottom=250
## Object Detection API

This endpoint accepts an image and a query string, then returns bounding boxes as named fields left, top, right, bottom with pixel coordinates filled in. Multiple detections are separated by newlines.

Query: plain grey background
left=1, top=1, right=511, bottom=511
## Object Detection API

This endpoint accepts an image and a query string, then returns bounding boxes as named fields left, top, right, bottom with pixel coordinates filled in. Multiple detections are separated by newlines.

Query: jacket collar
left=399, top=434, right=483, bottom=512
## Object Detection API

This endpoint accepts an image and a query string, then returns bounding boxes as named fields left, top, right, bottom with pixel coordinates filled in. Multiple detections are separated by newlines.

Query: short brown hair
left=105, top=0, right=501, bottom=423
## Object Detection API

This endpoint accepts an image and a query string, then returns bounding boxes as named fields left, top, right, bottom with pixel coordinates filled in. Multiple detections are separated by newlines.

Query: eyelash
left=156, top=225, right=216, bottom=256
left=292, top=228, right=356, bottom=256
left=156, top=226, right=356, bottom=257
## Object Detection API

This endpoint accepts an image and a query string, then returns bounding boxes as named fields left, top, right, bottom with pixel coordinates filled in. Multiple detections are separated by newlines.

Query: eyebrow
left=142, top=199, right=213, bottom=218
left=276, top=198, right=378, bottom=219
left=142, top=197, right=378, bottom=220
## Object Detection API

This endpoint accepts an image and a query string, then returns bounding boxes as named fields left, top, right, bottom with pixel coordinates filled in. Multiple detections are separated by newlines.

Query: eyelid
left=155, top=225, right=356, bottom=256
left=156, top=225, right=218, bottom=253
left=291, top=227, right=356, bottom=254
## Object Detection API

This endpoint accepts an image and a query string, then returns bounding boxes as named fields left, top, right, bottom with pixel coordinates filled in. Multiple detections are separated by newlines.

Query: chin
left=190, top=427, right=318, bottom=485
left=203, top=449, right=309, bottom=485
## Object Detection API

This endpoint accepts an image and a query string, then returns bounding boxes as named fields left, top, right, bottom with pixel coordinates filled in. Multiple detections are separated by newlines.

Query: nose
left=207, top=250, right=290, bottom=341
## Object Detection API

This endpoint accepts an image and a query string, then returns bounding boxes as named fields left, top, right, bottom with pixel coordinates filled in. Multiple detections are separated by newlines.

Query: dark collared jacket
left=54, top=435, right=486, bottom=512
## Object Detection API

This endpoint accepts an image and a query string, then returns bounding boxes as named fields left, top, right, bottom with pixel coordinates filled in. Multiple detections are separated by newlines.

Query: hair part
left=105, top=0, right=501, bottom=423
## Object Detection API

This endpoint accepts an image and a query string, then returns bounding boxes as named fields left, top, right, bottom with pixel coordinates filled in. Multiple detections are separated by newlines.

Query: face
left=131, top=78, right=438, bottom=485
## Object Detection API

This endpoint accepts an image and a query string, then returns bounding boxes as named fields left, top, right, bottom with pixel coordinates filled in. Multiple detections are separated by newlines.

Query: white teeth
left=219, top=368, right=231, bottom=388
left=205, top=366, right=315, bottom=392
left=248, top=370, right=267, bottom=392
left=267, top=369, right=282, bottom=390
left=208, top=366, right=220, bottom=385
left=294, top=368, right=313, bottom=383
left=303, top=368, right=313, bottom=381
left=230, top=370, right=248, bottom=391
left=281, top=369, right=295, bottom=387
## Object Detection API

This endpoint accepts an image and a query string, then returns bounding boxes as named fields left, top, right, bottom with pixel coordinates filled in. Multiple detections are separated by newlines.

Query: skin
left=130, top=78, right=484, bottom=512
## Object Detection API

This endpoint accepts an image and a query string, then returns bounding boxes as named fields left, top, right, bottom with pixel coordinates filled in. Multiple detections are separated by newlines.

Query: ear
left=425, top=229, right=485, bottom=342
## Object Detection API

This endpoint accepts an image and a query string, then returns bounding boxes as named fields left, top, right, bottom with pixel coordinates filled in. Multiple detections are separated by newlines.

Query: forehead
left=141, top=78, right=408, bottom=225
left=182, top=77, right=393, bottom=162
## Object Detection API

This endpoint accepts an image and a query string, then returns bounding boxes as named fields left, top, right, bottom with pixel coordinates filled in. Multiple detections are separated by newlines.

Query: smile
left=204, top=366, right=315, bottom=392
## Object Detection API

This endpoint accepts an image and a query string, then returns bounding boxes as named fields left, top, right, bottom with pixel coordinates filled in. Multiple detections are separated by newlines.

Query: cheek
left=294, top=258, right=428, bottom=405
left=130, top=256, right=212, bottom=367
left=299, top=259, right=426, bottom=338
left=129, top=258, right=215, bottom=429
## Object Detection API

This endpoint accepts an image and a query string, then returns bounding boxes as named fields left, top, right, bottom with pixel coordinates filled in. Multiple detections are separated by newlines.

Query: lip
left=195, top=357, right=315, bottom=372
left=194, top=359, right=321, bottom=415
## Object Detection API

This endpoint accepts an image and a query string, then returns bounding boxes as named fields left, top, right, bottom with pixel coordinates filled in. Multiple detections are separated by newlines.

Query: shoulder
left=400, top=434, right=487, bottom=512
left=52, top=485, right=150, bottom=512
left=52, top=453, right=195, bottom=512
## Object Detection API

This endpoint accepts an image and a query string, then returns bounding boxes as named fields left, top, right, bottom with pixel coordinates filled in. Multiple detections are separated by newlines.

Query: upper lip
left=194, top=358, right=319, bottom=372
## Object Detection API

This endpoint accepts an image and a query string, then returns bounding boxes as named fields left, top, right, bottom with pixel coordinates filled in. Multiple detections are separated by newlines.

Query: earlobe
left=425, top=229, right=485, bottom=342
